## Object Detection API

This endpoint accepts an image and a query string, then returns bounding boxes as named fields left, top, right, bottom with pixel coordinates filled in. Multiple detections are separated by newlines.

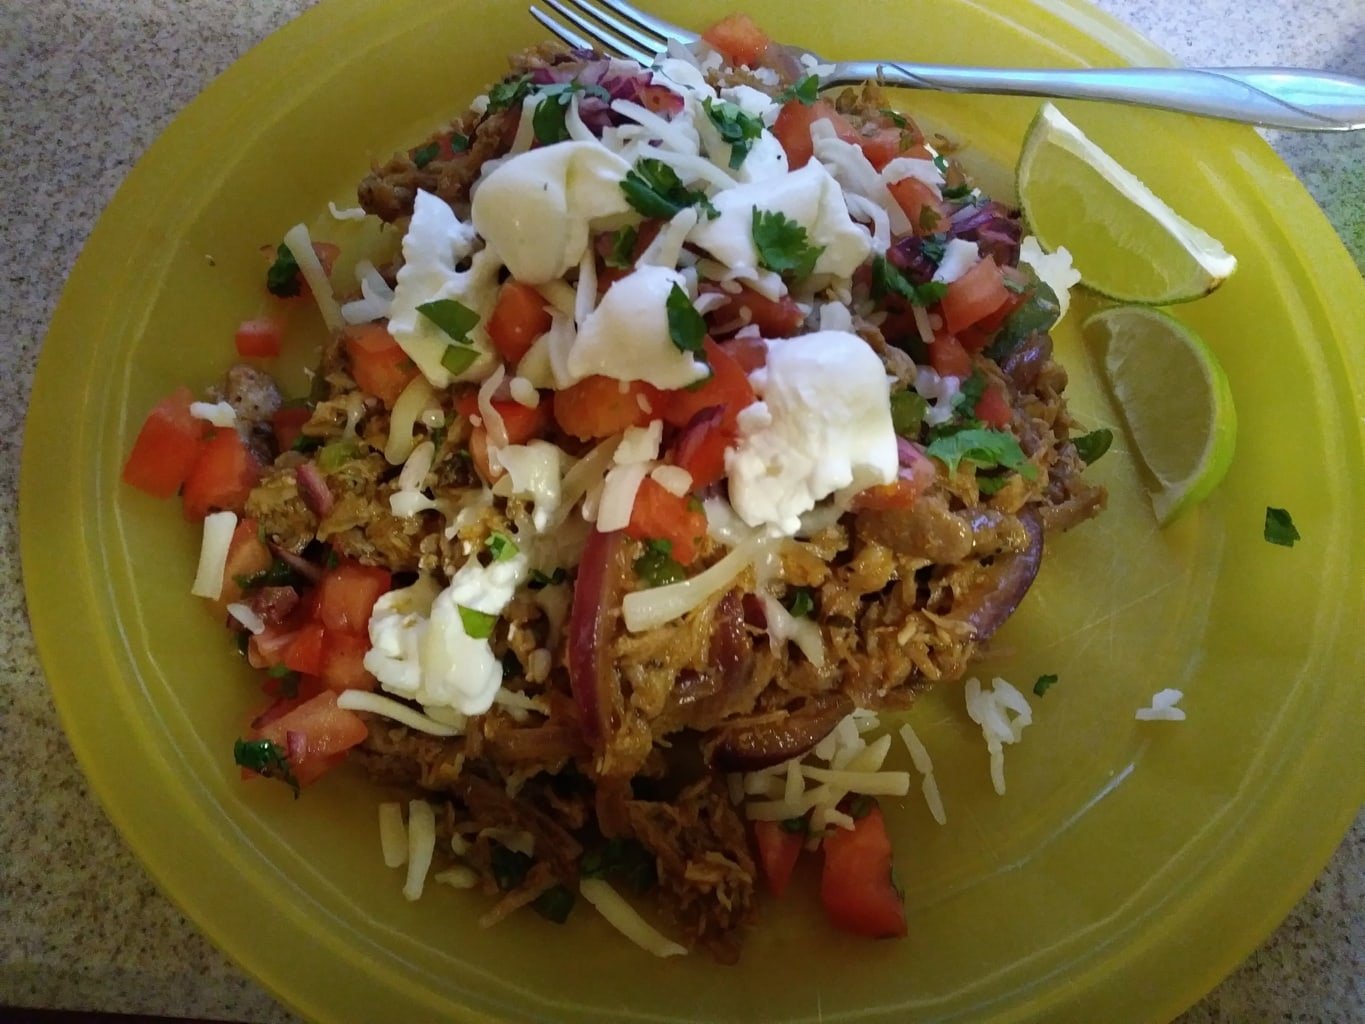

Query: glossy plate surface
left=21, top=0, right=1364, bottom=1020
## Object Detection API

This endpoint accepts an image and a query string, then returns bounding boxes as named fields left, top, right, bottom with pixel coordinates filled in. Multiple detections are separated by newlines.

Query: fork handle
left=827, top=62, right=1365, bottom=131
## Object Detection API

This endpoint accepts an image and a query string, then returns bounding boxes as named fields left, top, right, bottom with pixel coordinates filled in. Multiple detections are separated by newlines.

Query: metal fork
left=529, top=0, right=1365, bottom=131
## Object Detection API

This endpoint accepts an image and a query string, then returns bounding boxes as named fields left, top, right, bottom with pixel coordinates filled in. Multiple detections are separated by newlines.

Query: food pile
left=122, top=12, right=1105, bottom=960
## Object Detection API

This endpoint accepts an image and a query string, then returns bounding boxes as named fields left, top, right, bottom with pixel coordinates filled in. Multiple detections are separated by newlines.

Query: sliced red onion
left=248, top=585, right=300, bottom=626
left=268, top=543, right=324, bottom=583
left=567, top=529, right=633, bottom=747
left=296, top=462, right=334, bottom=518
left=709, top=692, right=855, bottom=772
left=949, top=201, right=1023, bottom=267
left=887, top=236, right=939, bottom=285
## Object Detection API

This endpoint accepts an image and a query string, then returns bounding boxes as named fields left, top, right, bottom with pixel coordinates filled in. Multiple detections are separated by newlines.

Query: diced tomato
left=659, top=338, right=755, bottom=430
left=670, top=409, right=730, bottom=491
left=552, top=375, right=657, bottom=440
left=703, top=284, right=805, bottom=338
left=182, top=428, right=262, bottom=521
left=251, top=690, right=368, bottom=787
left=719, top=335, right=769, bottom=373
left=215, top=517, right=273, bottom=610
left=973, top=383, right=1012, bottom=429
left=249, top=622, right=300, bottom=670
left=854, top=126, right=909, bottom=171
left=343, top=323, right=417, bottom=407
left=234, top=318, right=283, bottom=359
left=701, top=13, right=770, bottom=67
left=283, top=621, right=327, bottom=676
left=121, top=388, right=205, bottom=499
left=754, top=820, right=804, bottom=898
left=318, top=631, right=376, bottom=692
left=853, top=444, right=937, bottom=511
left=941, top=257, right=1011, bottom=335
left=454, top=392, right=549, bottom=445
left=888, top=177, right=952, bottom=236
left=270, top=406, right=311, bottom=453
left=317, top=561, right=391, bottom=636
left=772, top=99, right=856, bottom=170
left=625, top=477, right=707, bottom=565
left=820, top=804, right=907, bottom=939
left=487, top=280, right=552, bottom=365
left=928, top=333, right=972, bottom=379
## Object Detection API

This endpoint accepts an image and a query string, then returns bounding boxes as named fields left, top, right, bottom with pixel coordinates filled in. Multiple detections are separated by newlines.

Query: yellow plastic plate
left=21, top=0, right=1364, bottom=1021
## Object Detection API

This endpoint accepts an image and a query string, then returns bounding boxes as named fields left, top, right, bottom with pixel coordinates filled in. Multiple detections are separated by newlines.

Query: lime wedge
left=1083, top=306, right=1236, bottom=524
left=1018, top=103, right=1237, bottom=304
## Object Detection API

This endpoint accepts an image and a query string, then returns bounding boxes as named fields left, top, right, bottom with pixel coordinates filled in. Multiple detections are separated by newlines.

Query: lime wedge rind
left=1018, top=102, right=1238, bottom=306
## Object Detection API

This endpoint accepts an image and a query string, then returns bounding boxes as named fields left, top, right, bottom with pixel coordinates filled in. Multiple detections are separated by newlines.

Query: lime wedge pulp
left=1083, top=305, right=1237, bottom=524
left=1018, top=102, right=1237, bottom=304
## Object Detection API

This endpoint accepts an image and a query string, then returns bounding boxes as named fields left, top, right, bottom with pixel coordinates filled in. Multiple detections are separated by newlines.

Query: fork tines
left=529, top=0, right=697, bottom=65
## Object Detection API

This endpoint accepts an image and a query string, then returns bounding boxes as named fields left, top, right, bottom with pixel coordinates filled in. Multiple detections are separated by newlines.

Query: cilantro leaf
left=870, top=255, right=946, bottom=306
left=232, top=738, right=299, bottom=797
left=955, top=369, right=987, bottom=415
left=984, top=278, right=1060, bottom=362
left=605, top=226, right=638, bottom=270
left=529, top=567, right=567, bottom=589
left=532, top=95, right=571, bottom=145
left=486, top=532, right=518, bottom=562
left=784, top=587, right=815, bottom=618
left=532, top=884, right=576, bottom=924
left=412, top=142, right=440, bottom=169
left=779, top=75, right=821, bottom=105
left=779, top=815, right=809, bottom=834
left=487, top=74, right=533, bottom=112
left=665, top=284, right=707, bottom=361
left=458, top=605, right=497, bottom=639
left=918, top=205, right=942, bottom=232
left=265, top=244, right=301, bottom=298
left=1264, top=507, right=1300, bottom=547
left=976, top=473, right=1009, bottom=496
left=752, top=208, right=824, bottom=279
left=880, top=107, right=908, bottom=128
left=634, top=538, right=686, bottom=588
left=450, top=132, right=471, bottom=153
left=919, top=234, right=948, bottom=265
left=620, top=159, right=717, bottom=220
left=1032, top=673, right=1059, bottom=697
left=890, top=390, right=927, bottom=437
left=1073, top=428, right=1113, bottom=465
left=926, top=427, right=1037, bottom=479
left=941, top=181, right=974, bottom=201
left=417, top=298, right=479, bottom=342
left=704, top=97, right=765, bottom=169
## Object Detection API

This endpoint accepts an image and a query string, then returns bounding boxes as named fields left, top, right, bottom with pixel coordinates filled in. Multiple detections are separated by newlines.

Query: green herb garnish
left=1264, top=507, right=1300, bottom=547
left=779, top=815, right=809, bottom=834
left=752, top=208, right=824, bottom=280
left=486, top=532, right=518, bottom=562
left=265, top=244, right=301, bottom=298
left=926, top=427, right=1037, bottom=479
left=417, top=298, right=479, bottom=343
left=232, top=738, right=299, bottom=797
left=450, top=132, right=470, bottom=153
left=918, top=205, right=941, bottom=232
left=620, top=158, right=717, bottom=220
left=605, top=226, right=638, bottom=270
left=291, top=433, right=323, bottom=454
left=1073, top=428, right=1113, bottom=465
left=880, top=107, right=908, bottom=128
left=941, top=181, right=974, bottom=201
left=458, top=605, right=497, bottom=640
left=530, top=82, right=610, bottom=145
left=955, top=369, right=987, bottom=417
left=665, top=284, right=707, bottom=361
left=984, top=279, right=1061, bottom=362
left=889, top=390, right=927, bottom=437
left=703, top=97, right=765, bottom=169
left=317, top=440, right=364, bottom=473
left=871, top=255, right=946, bottom=307
left=633, top=538, right=686, bottom=588
left=412, top=142, right=440, bottom=169
left=1033, top=673, right=1059, bottom=697
left=846, top=795, right=875, bottom=820
left=784, top=587, right=815, bottom=618
left=487, top=74, right=534, bottom=112
left=440, top=345, right=479, bottom=376
left=531, top=884, right=576, bottom=924
left=234, top=558, right=299, bottom=591
left=529, top=567, right=567, bottom=589
left=779, top=75, right=821, bottom=105
left=976, top=473, right=1009, bottom=497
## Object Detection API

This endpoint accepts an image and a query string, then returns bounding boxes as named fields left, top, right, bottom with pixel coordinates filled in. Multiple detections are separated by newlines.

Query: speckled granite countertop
left=2, top=1, right=1360, bottom=1021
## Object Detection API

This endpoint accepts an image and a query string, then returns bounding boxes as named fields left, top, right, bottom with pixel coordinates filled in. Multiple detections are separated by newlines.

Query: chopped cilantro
left=266, top=663, right=296, bottom=680
left=871, top=255, right=946, bottom=306
left=918, top=205, right=942, bottom=232
left=926, top=427, right=1037, bottom=479
left=941, top=181, right=974, bottom=201
left=486, top=74, right=533, bottom=112
left=486, top=532, right=518, bottom=562
left=880, top=107, right=908, bottom=128
left=317, top=439, right=364, bottom=472
left=324, top=547, right=339, bottom=569
left=620, top=158, right=717, bottom=220
left=1073, top=428, right=1113, bottom=465
left=919, top=234, right=948, bottom=265
left=532, top=884, right=575, bottom=924
left=440, top=344, right=479, bottom=376
left=234, top=558, right=298, bottom=591
left=232, top=738, right=299, bottom=797
left=417, top=298, right=479, bottom=342
left=779, top=75, right=821, bottom=105
left=890, top=390, right=927, bottom=437
left=429, top=425, right=447, bottom=452
left=779, top=815, right=809, bottom=834
left=450, top=132, right=471, bottom=153
left=976, top=473, right=1009, bottom=496
left=265, top=244, right=301, bottom=298
left=955, top=369, right=987, bottom=416
left=529, top=567, right=567, bottom=589
left=752, top=208, right=824, bottom=279
left=665, top=284, right=707, bottom=361
left=1033, top=673, right=1059, bottom=697
left=291, top=433, right=322, bottom=454
left=605, top=226, right=638, bottom=269
left=932, top=153, right=950, bottom=175
left=846, top=794, right=875, bottom=819
left=634, top=538, right=686, bottom=588
left=984, top=279, right=1061, bottom=362
left=784, top=587, right=815, bottom=618
left=458, top=605, right=497, bottom=639
left=1264, top=507, right=1300, bottom=547
left=703, top=97, right=765, bottom=169
left=529, top=83, right=609, bottom=145
left=412, top=142, right=440, bottom=169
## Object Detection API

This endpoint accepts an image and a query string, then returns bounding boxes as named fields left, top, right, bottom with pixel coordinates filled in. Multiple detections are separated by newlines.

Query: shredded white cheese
left=191, top=511, right=238, bottom=599
left=403, top=800, right=437, bottom=901
left=1136, top=688, right=1187, bottom=722
left=335, top=689, right=463, bottom=736
left=189, top=401, right=236, bottom=428
left=580, top=878, right=688, bottom=958
left=225, top=602, right=265, bottom=636
left=378, top=802, right=407, bottom=868
left=623, top=538, right=770, bottom=632
left=282, top=223, right=344, bottom=333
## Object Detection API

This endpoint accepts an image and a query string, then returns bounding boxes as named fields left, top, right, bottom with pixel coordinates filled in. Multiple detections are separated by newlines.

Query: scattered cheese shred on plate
left=579, top=878, right=687, bottom=958
left=403, top=800, right=437, bottom=901
left=378, top=802, right=407, bottom=868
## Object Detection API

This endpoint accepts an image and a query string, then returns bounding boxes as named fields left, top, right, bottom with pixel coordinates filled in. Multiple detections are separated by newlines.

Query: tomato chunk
left=670, top=409, right=731, bottom=492
left=317, top=561, right=391, bottom=636
left=754, top=820, right=804, bottom=898
left=234, top=318, right=283, bottom=359
left=854, top=126, right=909, bottom=171
left=820, top=804, right=907, bottom=939
left=853, top=443, right=938, bottom=511
left=941, top=257, right=1011, bottom=335
left=487, top=280, right=552, bottom=365
left=705, top=284, right=806, bottom=339
left=772, top=99, right=855, bottom=171
left=454, top=392, right=549, bottom=445
left=625, top=478, right=706, bottom=565
left=270, top=405, right=311, bottom=453
left=552, top=375, right=656, bottom=440
left=121, top=388, right=205, bottom=499
left=216, top=517, right=273, bottom=610
left=318, top=631, right=376, bottom=692
left=343, top=324, right=417, bottom=407
left=182, top=428, right=262, bottom=521
left=283, top=622, right=327, bottom=676
left=252, top=690, right=368, bottom=787
left=974, top=383, right=1012, bottom=429
left=659, top=339, right=755, bottom=430
left=888, top=177, right=952, bottom=236
left=928, top=334, right=972, bottom=379
left=701, top=13, right=770, bottom=67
